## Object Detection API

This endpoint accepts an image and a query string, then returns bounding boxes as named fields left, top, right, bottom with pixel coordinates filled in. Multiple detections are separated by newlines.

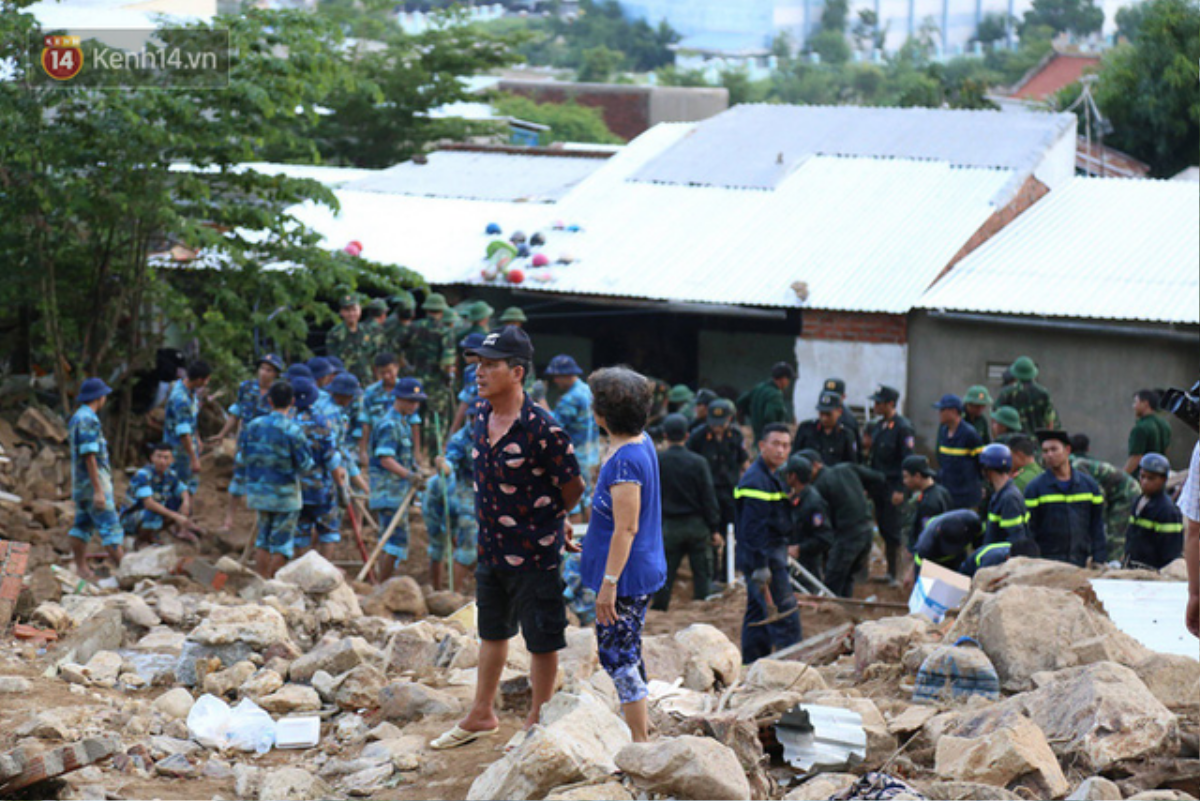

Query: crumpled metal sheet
left=775, top=704, right=867, bottom=773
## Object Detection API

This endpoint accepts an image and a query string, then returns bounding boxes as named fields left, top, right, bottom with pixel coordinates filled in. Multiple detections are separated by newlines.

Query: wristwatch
left=603, top=574, right=620, bottom=586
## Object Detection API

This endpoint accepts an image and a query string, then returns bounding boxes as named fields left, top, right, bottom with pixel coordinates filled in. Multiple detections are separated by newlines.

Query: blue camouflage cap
left=329, top=373, right=361, bottom=397
left=393, top=377, right=428, bottom=401
left=77, top=377, right=113, bottom=404
left=326, top=356, right=345, bottom=372
left=292, top=377, right=318, bottom=410
left=307, top=357, right=334, bottom=380
left=286, top=363, right=314, bottom=381
left=544, top=354, right=583, bottom=376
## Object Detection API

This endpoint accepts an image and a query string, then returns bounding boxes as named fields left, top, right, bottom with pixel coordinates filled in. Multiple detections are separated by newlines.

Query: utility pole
left=1067, top=74, right=1113, bottom=176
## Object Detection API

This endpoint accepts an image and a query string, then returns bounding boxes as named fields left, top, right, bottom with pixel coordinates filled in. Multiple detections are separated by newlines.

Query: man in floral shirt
left=431, top=327, right=583, bottom=751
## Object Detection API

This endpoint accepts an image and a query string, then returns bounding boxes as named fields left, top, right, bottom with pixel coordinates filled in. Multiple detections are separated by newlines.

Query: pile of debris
left=0, top=549, right=1197, bottom=801
left=0, top=407, right=76, bottom=566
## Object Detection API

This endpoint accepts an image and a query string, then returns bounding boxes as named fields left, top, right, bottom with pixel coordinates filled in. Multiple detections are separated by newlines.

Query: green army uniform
left=326, top=295, right=382, bottom=385
left=498, top=307, right=527, bottom=326
left=737, top=380, right=792, bottom=443
left=408, top=293, right=457, bottom=453
left=1013, top=461, right=1043, bottom=492
left=456, top=301, right=493, bottom=342
left=964, top=385, right=993, bottom=446
left=668, top=385, right=696, bottom=424
left=994, top=357, right=1059, bottom=433
left=383, top=291, right=417, bottom=361
left=1073, top=454, right=1140, bottom=559
left=1128, top=414, right=1172, bottom=466
left=363, top=297, right=388, bottom=329
left=991, top=406, right=1023, bottom=445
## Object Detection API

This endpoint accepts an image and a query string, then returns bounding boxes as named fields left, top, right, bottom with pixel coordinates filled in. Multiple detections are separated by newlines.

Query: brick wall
left=933, top=174, right=1050, bottom=285
left=801, top=310, right=908, bottom=344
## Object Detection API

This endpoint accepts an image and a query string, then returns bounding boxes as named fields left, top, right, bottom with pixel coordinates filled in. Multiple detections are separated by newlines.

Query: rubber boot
left=885, top=541, right=901, bottom=588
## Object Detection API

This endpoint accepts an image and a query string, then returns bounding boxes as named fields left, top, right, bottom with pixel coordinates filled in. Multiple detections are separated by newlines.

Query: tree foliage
left=491, top=93, right=624, bottom=144
left=1020, top=0, right=1104, bottom=37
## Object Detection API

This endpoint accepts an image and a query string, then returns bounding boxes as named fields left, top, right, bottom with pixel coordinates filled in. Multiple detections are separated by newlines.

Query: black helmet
left=530, top=232, right=546, bottom=247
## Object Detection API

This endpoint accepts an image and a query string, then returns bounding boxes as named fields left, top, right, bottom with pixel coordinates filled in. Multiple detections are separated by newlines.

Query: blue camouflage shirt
left=69, top=405, right=112, bottom=503
left=361, top=382, right=422, bottom=430
left=369, top=408, right=415, bottom=510
left=458, top=364, right=479, bottom=405
left=164, top=380, right=199, bottom=450
left=444, top=424, right=474, bottom=480
left=239, top=411, right=314, bottom=512
left=230, top=380, right=271, bottom=439
left=296, top=407, right=342, bottom=505
left=121, top=464, right=186, bottom=515
left=553, top=379, right=598, bottom=466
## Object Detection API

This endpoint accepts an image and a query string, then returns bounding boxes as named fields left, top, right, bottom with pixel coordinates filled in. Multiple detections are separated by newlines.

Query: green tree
left=577, top=44, right=622, bottom=82
left=1021, top=0, right=1104, bottom=37
left=973, top=12, right=1012, bottom=44
left=1114, top=3, right=1148, bottom=39
left=491, top=94, right=624, bottom=144
left=1086, top=0, right=1199, bottom=175
left=821, top=0, right=851, bottom=32
left=810, top=30, right=853, bottom=64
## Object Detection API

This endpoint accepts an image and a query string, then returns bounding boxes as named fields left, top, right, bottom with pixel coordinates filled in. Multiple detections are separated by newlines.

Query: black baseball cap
left=870, top=384, right=900, bottom=404
left=816, top=391, right=842, bottom=412
left=902, top=454, right=935, bottom=477
left=466, top=325, right=534, bottom=361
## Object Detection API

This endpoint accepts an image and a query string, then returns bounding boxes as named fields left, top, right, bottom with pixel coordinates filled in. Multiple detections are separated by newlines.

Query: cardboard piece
left=908, top=560, right=970, bottom=623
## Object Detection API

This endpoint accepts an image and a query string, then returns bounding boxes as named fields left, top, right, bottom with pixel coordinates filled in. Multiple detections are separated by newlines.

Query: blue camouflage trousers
left=255, top=510, right=300, bottom=558
left=422, top=474, right=478, bottom=567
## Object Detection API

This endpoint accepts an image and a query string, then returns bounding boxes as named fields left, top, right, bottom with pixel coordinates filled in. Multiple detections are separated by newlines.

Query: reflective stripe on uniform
left=1025, top=493, right=1104, bottom=507
left=974, top=542, right=1010, bottom=566
left=939, top=446, right=984, bottom=457
left=733, top=488, right=788, bottom=502
left=1130, top=517, right=1184, bottom=533
left=987, top=512, right=1031, bottom=528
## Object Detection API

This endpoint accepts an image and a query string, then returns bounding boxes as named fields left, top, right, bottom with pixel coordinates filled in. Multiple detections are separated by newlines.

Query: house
left=1010, top=51, right=1101, bottom=103
left=913, top=177, right=1199, bottom=466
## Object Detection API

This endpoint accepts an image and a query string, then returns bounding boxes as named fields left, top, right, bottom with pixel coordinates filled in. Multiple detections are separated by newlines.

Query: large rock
left=674, top=624, right=741, bottom=691
left=82, top=650, right=123, bottom=685
left=1014, top=662, right=1179, bottom=771
left=203, top=660, right=257, bottom=698
left=240, top=669, right=285, bottom=702
left=275, top=551, right=344, bottom=594
left=467, top=692, right=632, bottom=801
left=386, top=622, right=442, bottom=676
left=319, top=582, right=363, bottom=626
left=116, top=545, right=180, bottom=583
left=335, top=664, right=387, bottom=712
left=257, top=767, right=331, bottom=801
left=616, top=735, right=751, bottom=801
left=364, top=576, right=427, bottom=617
left=922, top=782, right=1023, bottom=800
left=742, top=659, right=827, bottom=694
left=784, top=773, right=859, bottom=800
left=290, top=637, right=383, bottom=684
left=188, top=605, right=292, bottom=650
left=116, top=594, right=161, bottom=629
left=972, top=557, right=1095, bottom=594
left=642, top=635, right=688, bottom=683
left=854, top=616, right=931, bottom=677
left=259, top=684, right=321, bottom=714
left=1067, top=777, right=1124, bottom=800
left=545, top=782, right=634, bottom=801
left=17, top=406, right=67, bottom=443
left=1130, top=652, right=1200, bottom=709
left=948, top=586, right=1149, bottom=691
left=174, top=641, right=256, bottom=687
left=152, top=688, right=195, bottom=720
left=935, top=710, right=1069, bottom=798
left=379, top=681, right=461, bottom=723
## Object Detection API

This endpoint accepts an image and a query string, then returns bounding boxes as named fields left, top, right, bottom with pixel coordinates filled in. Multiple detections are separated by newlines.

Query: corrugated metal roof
left=341, top=150, right=607, bottom=203
left=917, top=177, right=1200, bottom=324
left=632, top=104, right=1074, bottom=190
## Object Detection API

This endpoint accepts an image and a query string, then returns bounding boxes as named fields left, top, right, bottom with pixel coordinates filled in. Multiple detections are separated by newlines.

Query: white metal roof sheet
left=632, top=103, right=1074, bottom=190
left=341, top=150, right=607, bottom=203
left=917, top=177, right=1200, bottom=324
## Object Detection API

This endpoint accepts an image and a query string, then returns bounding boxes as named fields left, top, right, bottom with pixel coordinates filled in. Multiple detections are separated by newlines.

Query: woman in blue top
left=580, top=366, right=666, bottom=743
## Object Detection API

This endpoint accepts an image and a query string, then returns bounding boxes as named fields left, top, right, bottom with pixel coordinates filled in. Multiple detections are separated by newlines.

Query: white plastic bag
left=226, top=698, right=276, bottom=754
left=186, top=693, right=232, bottom=749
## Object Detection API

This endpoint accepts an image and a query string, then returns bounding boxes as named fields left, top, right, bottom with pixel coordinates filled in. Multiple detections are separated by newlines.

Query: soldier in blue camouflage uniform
left=164, top=360, right=212, bottom=496
left=423, top=421, right=478, bottom=592
left=449, top=333, right=484, bottom=434
left=370, top=378, right=426, bottom=580
left=362, top=352, right=426, bottom=467
left=292, top=378, right=346, bottom=560
left=543, top=355, right=599, bottom=518
left=68, top=378, right=123, bottom=578
left=210, top=354, right=284, bottom=533
left=240, top=382, right=314, bottom=578
left=120, top=442, right=196, bottom=547
left=307, top=357, right=341, bottom=419
left=329, top=372, right=370, bottom=496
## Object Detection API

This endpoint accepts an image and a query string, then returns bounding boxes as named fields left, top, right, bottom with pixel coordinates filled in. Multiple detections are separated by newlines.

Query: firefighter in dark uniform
left=979, top=443, right=1032, bottom=547
left=1025, top=430, right=1106, bottom=567
left=793, top=391, right=858, bottom=466
left=863, top=384, right=914, bottom=584
left=795, top=448, right=888, bottom=598
left=783, top=455, right=834, bottom=584
left=934, top=393, right=984, bottom=511
left=687, top=398, right=748, bottom=579
left=902, top=454, right=954, bottom=550
left=1124, top=452, right=1184, bottom=570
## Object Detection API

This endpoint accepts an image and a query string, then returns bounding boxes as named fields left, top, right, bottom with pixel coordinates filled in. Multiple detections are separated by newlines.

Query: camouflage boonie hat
left=963, top=385, right=993, bottom=406
left=422, top=292, right=449, bottom=312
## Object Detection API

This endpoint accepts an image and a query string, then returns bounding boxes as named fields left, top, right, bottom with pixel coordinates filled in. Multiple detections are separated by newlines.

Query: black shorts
left=475, top=562, right=568, bottom=654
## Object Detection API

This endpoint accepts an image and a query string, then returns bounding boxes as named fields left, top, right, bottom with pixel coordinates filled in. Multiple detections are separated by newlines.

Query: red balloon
left=344, top=240, right=363, bottom=256
left=507, top=269, right=525, bottom=284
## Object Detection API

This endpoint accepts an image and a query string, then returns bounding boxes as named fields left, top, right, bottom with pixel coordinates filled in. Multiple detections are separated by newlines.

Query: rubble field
left=0, top=405, right=1197, bottom=801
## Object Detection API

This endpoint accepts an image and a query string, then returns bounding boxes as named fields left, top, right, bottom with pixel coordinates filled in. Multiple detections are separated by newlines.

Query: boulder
left=888, top=705, right=940, bottom=736
left=188, top=605, right=292, bottom=650
left=0, top=677, right=32, bottom=694
left=1130, top=652, right=1200, bottom=709
left=257, top=767, right=331, bottom=801
left=468, top=692, right=631, bottom=801
left=17, top=407, right=67, bottom=443
left=674, top=624, right=741, bottom=691
left=728, top=690, right=805, bottom=722
left=290, top=637, right=383, bottom=684
left=854, top=616, right=931, bottom=676
left=319, top=582, right=364, bottom=625
left=379, top=681, right=461, bottom=723
left=152, top=688, right=195, bottom=720
left=174, top=641, right=256, bottom=687
left=545, top=782, right=634, bottom=801
left=1010, top=662, right=1179, bottom=771
left=935, top=710, right=1069, bottom=798
left=361, top=736, right=424, bottom=772
left=616, top=735, right=751, bottom=801
left=386, top=622, right=442, bottom=676
left=116, top=545, right=180, bottom=583
left=560, top=627, right=599, bottom=680
left=922, top=782, right=1023, bottom=800
left=364, top=576, right=427, bottom=617
left=82, top=650, right=123, bottom=685
left=642, top=635, right=688, bottom=683
left=335, top=664, right=388, bottom=712
left=425, top=589, right=470, bottom=618
left=784, top=773, right=859, bottom=800
left=275, top=551, right=344, bottom=594
left=240, top=669, right=285, bottom=701
left=259, top=684, right=321, bottom=714
left=203, top=661, right=257, bottom=698
left=134, top=628, right=186, bottom=656
left=742, top=659, right=827, bottom=694
left=117, top=594, right=161, bottom=629
left=1067, top=777, right=1124, bottom=800
left=972, top=557, right=1095, bottom=594
left=338, top=762, right=394, bottom=796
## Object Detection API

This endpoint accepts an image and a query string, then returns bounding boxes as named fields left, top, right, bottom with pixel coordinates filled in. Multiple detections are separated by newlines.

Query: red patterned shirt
left=472, top=394, right=581, bottom=571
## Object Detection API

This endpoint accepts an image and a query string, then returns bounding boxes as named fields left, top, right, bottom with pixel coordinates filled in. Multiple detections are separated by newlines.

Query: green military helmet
left=389, top=290, right=415, bottom=311
left=963, top=385, right=994, bottom=406
left=468, top=301, right=495, bottom=323
left=365, top=297, right=388, bottom=313
left=338, top=292, right=362, bottom=310
left=993, top=405, right=1022, bottom=432
left=499, top=306, right=527, bottom=324
left=668, top=384, right=694, bottom=404
left=422, top=292, right=449, bottom=313
left=1010, top=356, right=1038, bottom=382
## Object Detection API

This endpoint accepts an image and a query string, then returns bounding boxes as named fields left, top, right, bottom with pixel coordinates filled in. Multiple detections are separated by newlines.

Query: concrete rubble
left=1, top=404, right=1198, bottom=801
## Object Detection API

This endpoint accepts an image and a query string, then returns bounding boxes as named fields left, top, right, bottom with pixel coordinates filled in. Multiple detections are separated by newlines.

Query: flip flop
left=429, top=724, right=498, bottom=750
